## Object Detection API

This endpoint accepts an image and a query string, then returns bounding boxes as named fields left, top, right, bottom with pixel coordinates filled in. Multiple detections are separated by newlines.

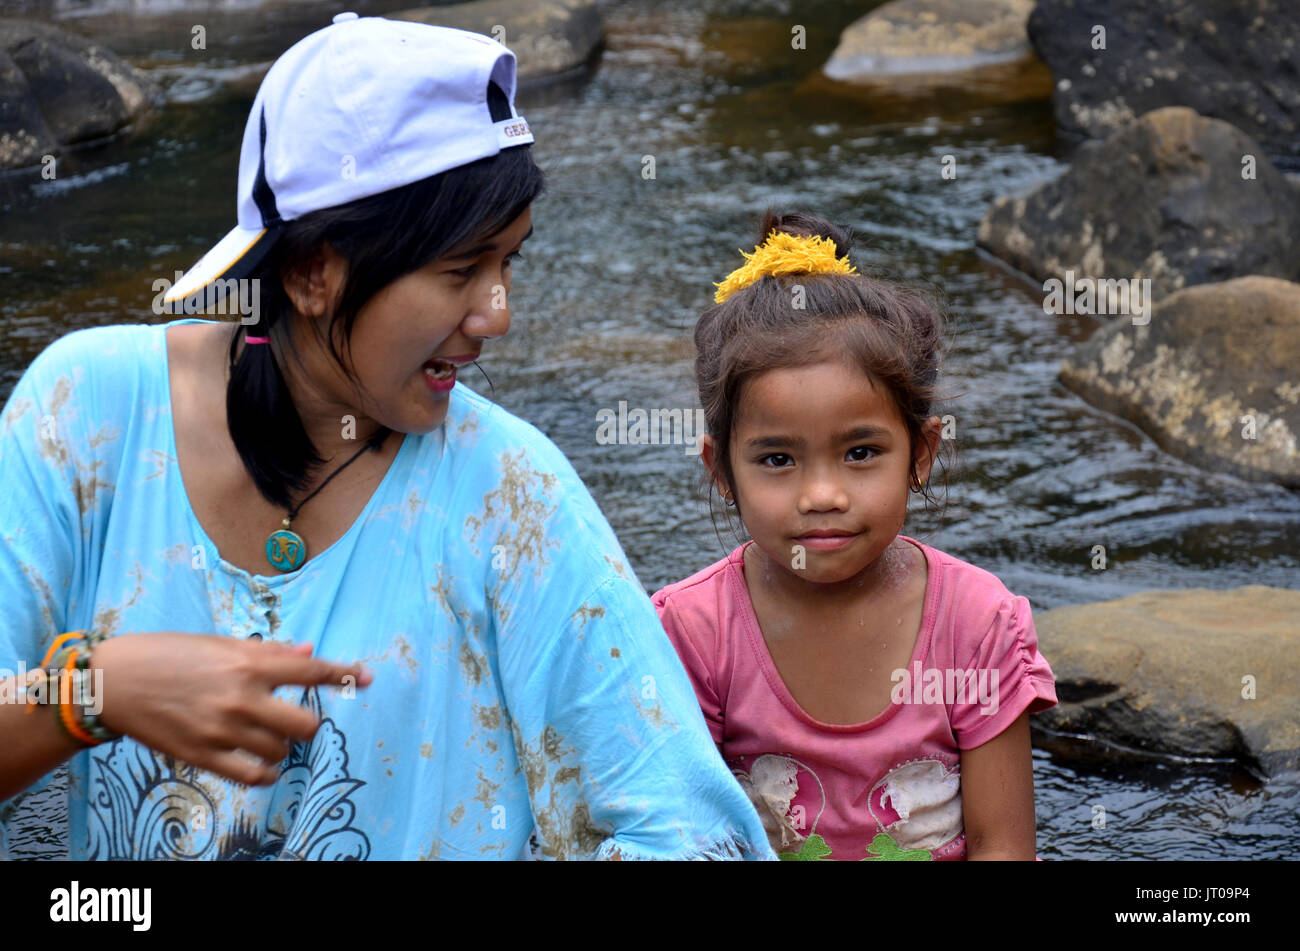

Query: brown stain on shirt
left=464, top=449, right=560, bottom=584
left=511, top=723, right=614, bottom=859
left=459, top=639, right=488, bottom=687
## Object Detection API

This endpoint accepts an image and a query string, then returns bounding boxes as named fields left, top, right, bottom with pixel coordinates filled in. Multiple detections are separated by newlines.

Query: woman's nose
left=463, top=280, right=511, bottom=339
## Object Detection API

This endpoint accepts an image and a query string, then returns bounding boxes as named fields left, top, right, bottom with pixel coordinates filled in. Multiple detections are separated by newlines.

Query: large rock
left=1059, top=276, right=1300, bottom=488
left=391, top=0, right=602, bottom=84
left=977, top=107, right=1300, bottom=300
left=1027, top=0, right=1300, bottom=170
left=1035, top=586, right=1300, bottom=776
left=824, top=0, right=1036, bottom=80
left=0, top=18, right=160, bottom=170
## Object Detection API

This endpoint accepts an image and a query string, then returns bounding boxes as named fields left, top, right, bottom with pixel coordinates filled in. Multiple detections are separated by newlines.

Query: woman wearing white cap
left=0, top=14, right=772, bottom=860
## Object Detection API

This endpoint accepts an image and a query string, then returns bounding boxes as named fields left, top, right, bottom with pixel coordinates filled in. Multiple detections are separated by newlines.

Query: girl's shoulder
left=902, top=535, right=1037, bottom=650
left=650, top=543, right=747, bottom=612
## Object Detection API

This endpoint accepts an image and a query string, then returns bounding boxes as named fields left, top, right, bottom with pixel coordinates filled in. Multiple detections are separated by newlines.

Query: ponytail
left=225, top=257, right=324, bottom=510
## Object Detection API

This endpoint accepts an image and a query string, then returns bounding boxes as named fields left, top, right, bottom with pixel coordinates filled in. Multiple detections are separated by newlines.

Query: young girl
left=653, top=211, right=1058, bottom=861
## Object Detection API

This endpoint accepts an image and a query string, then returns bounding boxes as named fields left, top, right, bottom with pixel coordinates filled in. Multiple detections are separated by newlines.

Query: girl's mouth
left=794, top=531, right=860, bottom=551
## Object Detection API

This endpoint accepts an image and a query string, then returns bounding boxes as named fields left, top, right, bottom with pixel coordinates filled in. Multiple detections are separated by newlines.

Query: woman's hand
left=92, top=633, right=373, bottom=787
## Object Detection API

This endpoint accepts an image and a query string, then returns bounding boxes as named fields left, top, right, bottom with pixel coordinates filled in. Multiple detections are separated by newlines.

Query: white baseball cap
left=163, top=12, right=535, bottom=314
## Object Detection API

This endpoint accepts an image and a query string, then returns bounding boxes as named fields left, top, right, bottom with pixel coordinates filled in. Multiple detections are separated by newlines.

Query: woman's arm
left=0, top=671, right=85, bottom=802
left=960, top=710, right=1038, bottom=860
left=0, top=332, right=371, bottom=802
left=0, top=634, right=373, bottom=802
left=482, top=431, right=773, bottom=859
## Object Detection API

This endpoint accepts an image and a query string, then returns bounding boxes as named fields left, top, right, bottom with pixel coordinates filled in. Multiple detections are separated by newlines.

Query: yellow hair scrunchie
left=713, top=230, right=858, bottom=304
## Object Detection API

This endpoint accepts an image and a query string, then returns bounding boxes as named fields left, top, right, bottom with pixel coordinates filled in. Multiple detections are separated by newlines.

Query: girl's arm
left=960, top=710, right=1038, bottom=860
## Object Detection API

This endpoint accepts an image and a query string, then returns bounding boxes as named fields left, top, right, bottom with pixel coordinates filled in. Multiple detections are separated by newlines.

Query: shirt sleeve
left=950, top=594, right=1058, bottom=751
left=652, top=590, right=725, bottom=746
left=0, top=333, right=98, bottom=675
left=485, top=431, right=774, bottom=860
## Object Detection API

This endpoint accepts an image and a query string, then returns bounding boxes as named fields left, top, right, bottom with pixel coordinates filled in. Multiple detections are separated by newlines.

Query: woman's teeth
left=424, top=359, right=455, bottom=380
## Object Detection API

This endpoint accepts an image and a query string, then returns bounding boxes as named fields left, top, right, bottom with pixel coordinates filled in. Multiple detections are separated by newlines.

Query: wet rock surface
left=1035, top=585, right=1300, bottom=776
left=824, top=0, right=1036, bottom=80
left=0, top=17, right=160, bottom=170
left=391, top=0, right=602, bottom=83
left=977, top=107, right=1300, bottom=300
left=1027, top=0, right=1300, bottom=169
left=1058, top=276, right=1300, bottom=489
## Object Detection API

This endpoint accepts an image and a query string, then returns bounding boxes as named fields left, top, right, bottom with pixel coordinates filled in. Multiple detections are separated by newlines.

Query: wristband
left=35, top=630, right=122, bottom=747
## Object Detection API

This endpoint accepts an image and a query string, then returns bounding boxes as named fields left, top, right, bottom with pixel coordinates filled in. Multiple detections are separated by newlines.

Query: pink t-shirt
left=652, top=536, right=1058, bottom=861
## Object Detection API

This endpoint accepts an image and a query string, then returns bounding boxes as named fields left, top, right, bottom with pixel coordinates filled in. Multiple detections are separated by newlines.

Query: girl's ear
left=699, top=434, right=732, bottom=499
left=911, top=415, right=943, bottom=488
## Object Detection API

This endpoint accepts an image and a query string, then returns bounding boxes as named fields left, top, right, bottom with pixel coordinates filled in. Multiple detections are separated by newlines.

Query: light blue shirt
left=0, top=318, right=774, bottom=860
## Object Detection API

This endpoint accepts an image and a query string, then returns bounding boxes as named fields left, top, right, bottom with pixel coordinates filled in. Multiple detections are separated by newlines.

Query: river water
left=2, top=0, right=1297, bottom=859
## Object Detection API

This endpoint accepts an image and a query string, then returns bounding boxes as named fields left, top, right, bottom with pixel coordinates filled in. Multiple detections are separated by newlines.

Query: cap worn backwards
left=163, top=13, right=535, bottom=314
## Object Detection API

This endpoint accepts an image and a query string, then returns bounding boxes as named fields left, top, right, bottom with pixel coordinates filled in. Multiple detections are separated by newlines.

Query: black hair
left=226, top=84, right=544, bottom=509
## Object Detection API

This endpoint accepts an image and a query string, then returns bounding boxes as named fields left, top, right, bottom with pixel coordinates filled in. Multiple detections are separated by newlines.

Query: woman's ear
left=911, top=415, right=943, bottom=488
left=283, top=241, right=347, bottom=318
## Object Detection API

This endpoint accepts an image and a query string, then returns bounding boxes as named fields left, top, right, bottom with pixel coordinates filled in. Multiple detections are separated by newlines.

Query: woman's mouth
left=422, top=358, right=458, bottom=392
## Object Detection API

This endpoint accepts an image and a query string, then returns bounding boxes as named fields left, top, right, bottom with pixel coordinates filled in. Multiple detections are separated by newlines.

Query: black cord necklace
left=265, top=426, right=391, bottom=572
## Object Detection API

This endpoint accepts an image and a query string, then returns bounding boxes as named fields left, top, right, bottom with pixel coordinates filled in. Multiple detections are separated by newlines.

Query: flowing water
left=2, top=0, right=1297, bottom=859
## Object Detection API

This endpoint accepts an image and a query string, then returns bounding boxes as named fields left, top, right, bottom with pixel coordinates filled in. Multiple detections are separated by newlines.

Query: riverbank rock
left=1027, top=0, right=1300, bottom=170
left=0, top=18, right=160, bottom=171
left=1058, top=276, right=1300, bottom=489
left=823, top=0, right=1036, bottom=80
left=391, top=0, right=602, bottom=84
left=1034, top=586, right=1300, bottom=776
left=977, top=107, right=1300, bottom=299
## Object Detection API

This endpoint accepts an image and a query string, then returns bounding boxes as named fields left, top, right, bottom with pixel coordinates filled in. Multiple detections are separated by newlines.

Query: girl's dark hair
left=694, top=209, right=953, bottom=533
left=226, top=86, right=544, bottom=509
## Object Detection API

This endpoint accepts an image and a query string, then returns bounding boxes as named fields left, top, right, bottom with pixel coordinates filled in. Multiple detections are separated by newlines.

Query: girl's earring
left=721, top=490, right=736, bottom=507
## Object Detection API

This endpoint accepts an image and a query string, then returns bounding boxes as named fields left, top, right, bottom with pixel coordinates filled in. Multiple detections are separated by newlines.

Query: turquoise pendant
left=266, top=528, right=306, bottom=572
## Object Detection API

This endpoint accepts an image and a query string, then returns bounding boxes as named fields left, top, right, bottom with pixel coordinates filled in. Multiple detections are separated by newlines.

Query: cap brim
left=161, top=224, right=280, bottom=315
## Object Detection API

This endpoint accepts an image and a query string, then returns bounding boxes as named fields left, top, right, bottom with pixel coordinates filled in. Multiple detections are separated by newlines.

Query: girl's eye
left=760, top=453, right=793, bottom=468
left=847, top=446, right=879, bottom=462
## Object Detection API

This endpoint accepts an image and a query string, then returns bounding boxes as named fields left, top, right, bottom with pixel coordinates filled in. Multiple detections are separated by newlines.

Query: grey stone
left=1035, top=585, right=1300, bottom=776
left=977, top=107, right=1300, bottom=300
left=1027, top=0, right=1300, bottom=170
left=824, top=0, right=1036, bottom=80
left=390, top=0, right=603, bottom=84
left=0, top=17, right=160, bottom=171
left=1059, top=276, right=1300, bottom=489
